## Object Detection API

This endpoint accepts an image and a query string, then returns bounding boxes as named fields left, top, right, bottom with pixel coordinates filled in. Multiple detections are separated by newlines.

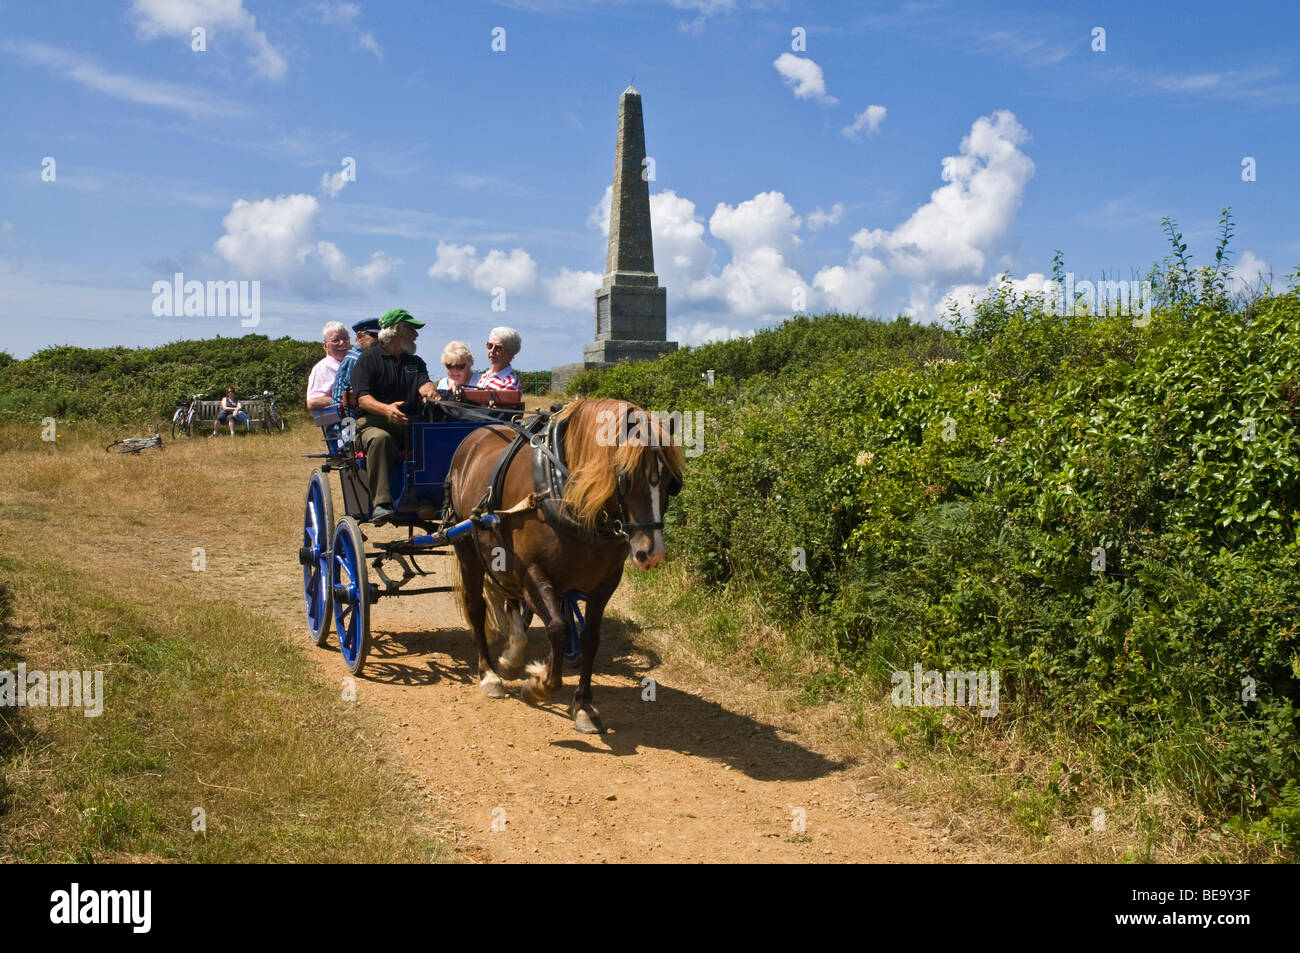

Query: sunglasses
left=445, top=363, right=467, bottom=370
left=485, top=343, right=505, bottom=351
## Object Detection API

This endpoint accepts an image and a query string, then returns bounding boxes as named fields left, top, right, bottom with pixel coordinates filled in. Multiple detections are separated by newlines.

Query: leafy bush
left=667, top=282, right=1300, bottom=820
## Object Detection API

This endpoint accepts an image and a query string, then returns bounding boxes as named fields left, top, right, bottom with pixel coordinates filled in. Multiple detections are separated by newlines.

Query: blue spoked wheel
left=331, top=516, right=371, bottom=675
left=302, top=469, right=333, bottom=646
left=563, top=592, right=586, bottom=667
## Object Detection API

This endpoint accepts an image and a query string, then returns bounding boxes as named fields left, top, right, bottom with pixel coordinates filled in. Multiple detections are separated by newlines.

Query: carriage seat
left=312, top=404, right=344, bottom=428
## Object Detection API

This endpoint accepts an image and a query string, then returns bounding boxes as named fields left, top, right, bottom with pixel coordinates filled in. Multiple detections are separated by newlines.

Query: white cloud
left=428, top=242, right=538, bottom=294
left=1, top=40, right=241, bottom=119
left=587, top=185, right=612, bottom=234
left=564, top=111, right=1037, bottom=327
left=813, top=254, right=889, bottom=314
left=215, top=194, right=319, bottom=278
left=304, top=1, right=383, bottom=59
left=819, top=109, right=1035, bottom=319
left=669, top=0, right=737, bottom=33
left=842, top=105, right=886, bottom=140
left=773, top=53, right=838, bottom=104
left=213, top=193, right=397, bottom=291
left=130, top=0, right=287, bottom=80
left=806, top=202, right=845, bottom=231
left=544, top=268, right=603, bottom=311
left=651, top=190, right=719, bottom=297
left=713, top=245, right=810, bottom=317
left=316, top=241, right=398, bottom=288
left=1227, top=250, right=1272, bottom=295
left=670, top=321, right=756, bottom=347
left=975, top=31, right=1070, bottom=68
left=939, top=273, right=1051, bottom=323
left=320, top=167, right=352, bottom=197
left=709, top=191, right=802, bottom=256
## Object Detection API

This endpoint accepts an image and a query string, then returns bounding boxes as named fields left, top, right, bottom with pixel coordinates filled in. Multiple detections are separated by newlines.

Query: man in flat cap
left=349, top=308, right=439, bottom=525
left=332, top=316, right=381, bottom=410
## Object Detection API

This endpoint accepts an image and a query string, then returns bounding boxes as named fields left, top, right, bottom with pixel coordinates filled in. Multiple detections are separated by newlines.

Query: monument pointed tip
left=622, top=85, right=639, bottom=97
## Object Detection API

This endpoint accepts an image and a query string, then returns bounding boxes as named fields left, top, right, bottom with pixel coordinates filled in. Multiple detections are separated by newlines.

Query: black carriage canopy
left=349, top=345, right=432, bottom=419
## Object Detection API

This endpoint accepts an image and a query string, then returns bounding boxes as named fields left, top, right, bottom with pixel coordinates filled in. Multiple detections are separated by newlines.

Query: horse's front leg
left=571, top=595, right=610, bottom=734
left=518, top=564, right=566, bottom=706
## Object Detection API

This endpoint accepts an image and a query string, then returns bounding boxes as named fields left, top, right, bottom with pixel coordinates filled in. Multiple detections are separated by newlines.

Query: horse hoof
left=480, top=678, right=506, bottom=699
left=520, top=679, right=548, bottom=705
left=574, top=708, right=605, bottom=734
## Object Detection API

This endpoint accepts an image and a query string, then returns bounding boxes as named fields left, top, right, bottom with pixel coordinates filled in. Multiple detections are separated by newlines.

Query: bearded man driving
left=348, top=308, right=439, bottom=525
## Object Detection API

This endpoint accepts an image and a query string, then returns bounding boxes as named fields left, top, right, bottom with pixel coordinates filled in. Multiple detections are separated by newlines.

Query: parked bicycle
left=171, top=393, right=210, bottom=439
left=106, top=429, right=164, bottom=454
left=258, top=390, right=286, bottom=433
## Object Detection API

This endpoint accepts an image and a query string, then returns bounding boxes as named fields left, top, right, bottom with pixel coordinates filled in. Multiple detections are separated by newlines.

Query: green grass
left=0, top=553, right=453, bottom=863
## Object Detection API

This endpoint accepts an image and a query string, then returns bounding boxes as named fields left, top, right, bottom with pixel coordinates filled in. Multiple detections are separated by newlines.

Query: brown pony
left=447, top=398, right=684, bottom=733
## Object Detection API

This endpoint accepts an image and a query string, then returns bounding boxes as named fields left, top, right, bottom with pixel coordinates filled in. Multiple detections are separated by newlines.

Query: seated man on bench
left=349, top=308, right=438, bottom=526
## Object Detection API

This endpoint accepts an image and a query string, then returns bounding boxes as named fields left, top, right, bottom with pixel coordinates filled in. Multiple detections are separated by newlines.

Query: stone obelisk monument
left=552, top=86, right=676, bottom=389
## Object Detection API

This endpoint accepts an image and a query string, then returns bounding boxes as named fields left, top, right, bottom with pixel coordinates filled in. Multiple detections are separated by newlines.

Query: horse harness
left=440, top=401, right=674, bottom=596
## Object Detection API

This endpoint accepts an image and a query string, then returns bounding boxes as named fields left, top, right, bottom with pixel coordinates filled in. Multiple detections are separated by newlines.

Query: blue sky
left=2, top=0, right=1297, bottom=367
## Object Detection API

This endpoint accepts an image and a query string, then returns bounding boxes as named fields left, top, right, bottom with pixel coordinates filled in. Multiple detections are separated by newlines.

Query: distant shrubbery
left=0, top=335, right=555, bottom=423
left=0, top=336, right=322, bottom=424
left=575, top=251, right=1300, bottom=822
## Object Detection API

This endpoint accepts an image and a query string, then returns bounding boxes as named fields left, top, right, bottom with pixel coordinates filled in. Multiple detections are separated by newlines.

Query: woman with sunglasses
left=478, top=327, right=521, bottom=392
left=435, top=341, right=480, bottom=393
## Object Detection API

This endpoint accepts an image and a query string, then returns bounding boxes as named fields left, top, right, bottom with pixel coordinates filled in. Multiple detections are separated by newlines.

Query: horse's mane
left=555, top=398, right=685, bottom=529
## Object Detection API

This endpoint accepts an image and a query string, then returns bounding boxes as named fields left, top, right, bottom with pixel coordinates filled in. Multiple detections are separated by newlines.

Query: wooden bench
left=195, top=396, right=275, bottom=432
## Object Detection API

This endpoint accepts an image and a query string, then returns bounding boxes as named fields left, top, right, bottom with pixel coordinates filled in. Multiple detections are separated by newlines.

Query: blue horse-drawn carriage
left=299, top=395, right=586, bottom=675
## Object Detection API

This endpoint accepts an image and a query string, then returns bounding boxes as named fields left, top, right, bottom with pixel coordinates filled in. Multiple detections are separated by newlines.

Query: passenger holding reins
left=349, top=308, right=439, bottom=526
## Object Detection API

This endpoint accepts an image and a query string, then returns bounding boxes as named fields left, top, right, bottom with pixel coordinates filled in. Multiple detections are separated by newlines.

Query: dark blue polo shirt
left=350, top=345, right=432, bottom=419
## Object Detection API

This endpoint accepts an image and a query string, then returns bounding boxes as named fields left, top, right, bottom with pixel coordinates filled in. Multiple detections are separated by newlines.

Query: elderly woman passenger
left=478, top=326, right=521, bottom=392
left=435, top=341, right=479, bottom=394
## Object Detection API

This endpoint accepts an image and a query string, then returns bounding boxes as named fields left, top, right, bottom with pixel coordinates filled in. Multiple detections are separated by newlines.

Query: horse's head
left=557, top=400, right=685, bottom=569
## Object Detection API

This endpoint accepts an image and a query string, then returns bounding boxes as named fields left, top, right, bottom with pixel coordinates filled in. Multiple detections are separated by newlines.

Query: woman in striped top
left=478, top=327, right=521, bottom=391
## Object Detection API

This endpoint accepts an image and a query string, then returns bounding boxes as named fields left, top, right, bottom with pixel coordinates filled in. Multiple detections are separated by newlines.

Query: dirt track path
left=12, top=428, right=969, bottom=863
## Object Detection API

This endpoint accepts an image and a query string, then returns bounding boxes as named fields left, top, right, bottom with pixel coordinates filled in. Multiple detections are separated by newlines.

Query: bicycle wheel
left=269, top=402, right=285, bottom=432
left=171, top=408, right=185, bottom=440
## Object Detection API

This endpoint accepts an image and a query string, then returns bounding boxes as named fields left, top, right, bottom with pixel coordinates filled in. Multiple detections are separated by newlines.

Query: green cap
left=378, top=308, right=424, bottom=329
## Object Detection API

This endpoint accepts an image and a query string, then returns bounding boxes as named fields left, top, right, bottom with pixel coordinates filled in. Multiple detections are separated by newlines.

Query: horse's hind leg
left=518, top=566, right=566, bottom=706
left=455, top=542, right=505, bottom=699
left=484, top=582, right=528, bottom=678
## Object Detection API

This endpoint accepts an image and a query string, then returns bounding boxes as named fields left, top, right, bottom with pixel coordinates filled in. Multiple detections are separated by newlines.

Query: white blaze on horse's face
left=630, top=456, right=666, bottom=570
